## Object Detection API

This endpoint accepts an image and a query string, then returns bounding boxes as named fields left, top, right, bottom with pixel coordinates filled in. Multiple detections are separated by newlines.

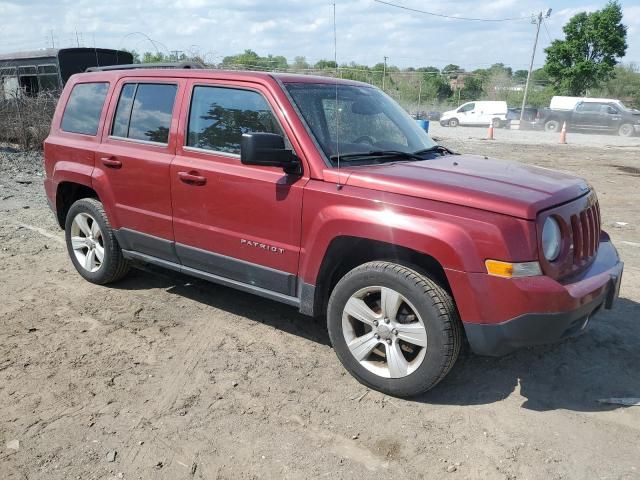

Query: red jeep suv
left=44, top=67, right=624, bottom=397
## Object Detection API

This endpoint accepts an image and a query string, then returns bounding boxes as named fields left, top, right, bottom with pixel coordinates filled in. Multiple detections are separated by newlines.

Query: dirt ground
left=1, top=132, right=639, bottom=480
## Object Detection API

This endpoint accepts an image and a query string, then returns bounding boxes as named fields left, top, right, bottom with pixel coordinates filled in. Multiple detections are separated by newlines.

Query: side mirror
left=241, top=133, right=300, bottom=175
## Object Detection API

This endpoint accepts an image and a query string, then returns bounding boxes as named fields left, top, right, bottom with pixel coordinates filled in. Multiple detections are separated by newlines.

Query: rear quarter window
left=61, top=82, right=109, bottom=135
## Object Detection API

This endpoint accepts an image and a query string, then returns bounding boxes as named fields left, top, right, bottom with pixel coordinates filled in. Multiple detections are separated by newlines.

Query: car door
left=602, top=104, right=623, bottom=131
left=457, top=102, right=475, bottom=125
left=95, top=78, right=184, bottom=261
left=170, top=79, right=308, bottom=298
left=572, top=102, right=604, bottom=130
left=473, top=102, right=488, bottom=125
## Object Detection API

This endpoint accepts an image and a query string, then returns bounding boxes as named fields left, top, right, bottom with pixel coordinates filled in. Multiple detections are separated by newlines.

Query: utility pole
left=519, top=9, right=552, bottom=126
left=382, top=56, right=388, bottom=91
left=75, top=30, right=80, bottom=47
left=50, top=30, right=55, bottom=48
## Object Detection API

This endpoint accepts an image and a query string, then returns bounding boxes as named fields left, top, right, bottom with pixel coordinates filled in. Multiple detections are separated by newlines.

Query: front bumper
left=446, top=236, right=623, bottom=356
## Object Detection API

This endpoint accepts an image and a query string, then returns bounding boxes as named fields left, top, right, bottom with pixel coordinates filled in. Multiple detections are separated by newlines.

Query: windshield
left=284, top=83, right=437, bottom=165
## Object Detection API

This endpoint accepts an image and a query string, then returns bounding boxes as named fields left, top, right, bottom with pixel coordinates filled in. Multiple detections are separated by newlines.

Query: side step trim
left=122, top=249, right=301, bottom=308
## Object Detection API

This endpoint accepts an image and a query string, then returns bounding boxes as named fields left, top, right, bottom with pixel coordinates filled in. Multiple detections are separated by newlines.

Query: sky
left=0, top=0, right=639, bottom=71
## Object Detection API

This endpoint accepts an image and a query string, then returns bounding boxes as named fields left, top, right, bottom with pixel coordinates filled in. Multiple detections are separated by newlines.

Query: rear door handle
left=100, top=156, right=122, bottom=168
left=178, top=171, right=207, bottom=186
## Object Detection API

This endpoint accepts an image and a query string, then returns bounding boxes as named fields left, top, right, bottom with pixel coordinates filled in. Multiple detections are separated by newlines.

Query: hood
left=337, top=155, right=590, bottom=219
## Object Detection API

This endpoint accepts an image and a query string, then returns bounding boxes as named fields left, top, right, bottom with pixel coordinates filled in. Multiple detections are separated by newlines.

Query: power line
left=373, top=0, right=529, bottom=22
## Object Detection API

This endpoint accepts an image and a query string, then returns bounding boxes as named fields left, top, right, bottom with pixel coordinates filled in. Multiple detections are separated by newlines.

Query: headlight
left=542, top=217, right=561, bottom=261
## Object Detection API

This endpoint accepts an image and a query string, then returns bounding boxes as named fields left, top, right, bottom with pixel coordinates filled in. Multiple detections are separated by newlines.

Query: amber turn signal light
left=485, top=260, right=542, bottom=278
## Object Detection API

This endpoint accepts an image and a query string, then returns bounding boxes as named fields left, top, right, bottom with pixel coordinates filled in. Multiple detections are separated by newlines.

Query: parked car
left=44, top=67, right=623, bottom=397
left=413, top=110, right=441, bottom=121
left=504, top=107, right=539, bottom=129
left=439, top=101, right=508, bottom=127
left=537, top=100, right=640, bottom=136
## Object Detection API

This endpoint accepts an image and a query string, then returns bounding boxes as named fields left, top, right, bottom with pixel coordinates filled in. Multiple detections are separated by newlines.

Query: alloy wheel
left=342, top=286, right=428, bottom=379
left=70, top=212, right=105, bottom=273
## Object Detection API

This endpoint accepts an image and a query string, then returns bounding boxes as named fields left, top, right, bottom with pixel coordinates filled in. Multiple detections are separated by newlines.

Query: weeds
left=0, top=92, right=58, bottom=150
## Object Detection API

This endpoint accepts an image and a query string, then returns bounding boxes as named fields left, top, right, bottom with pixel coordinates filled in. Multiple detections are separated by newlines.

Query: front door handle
left=178, top=171, right=207, bottom=186
left=100, top=156, right=122, bottom=168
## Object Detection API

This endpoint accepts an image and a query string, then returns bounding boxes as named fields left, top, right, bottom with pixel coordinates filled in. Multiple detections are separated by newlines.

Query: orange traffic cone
left=487, top=122, right=495, bottom=140
left=559, top=122, right=567, bottom=144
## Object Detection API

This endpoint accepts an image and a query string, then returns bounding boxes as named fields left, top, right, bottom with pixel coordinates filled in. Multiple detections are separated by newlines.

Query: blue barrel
left=416, top=119, right=430, bottom=132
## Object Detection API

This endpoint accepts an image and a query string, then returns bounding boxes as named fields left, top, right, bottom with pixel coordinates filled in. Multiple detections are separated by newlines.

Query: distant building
left=0, top=48, right=132, bottom=100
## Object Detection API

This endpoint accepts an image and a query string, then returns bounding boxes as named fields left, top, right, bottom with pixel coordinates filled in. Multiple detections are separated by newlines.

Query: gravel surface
left=1, top=138, right=639, bottom=480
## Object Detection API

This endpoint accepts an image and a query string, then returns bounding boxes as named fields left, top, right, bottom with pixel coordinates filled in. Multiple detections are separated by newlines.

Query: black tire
left=618, top=123, right=634, bottom=137
left=448, top=118, right=459, bottom=128
left=64, top=198, right=130, bottom=284
left=327, top=261, right=462, bottom=397
left=545, top=119, right=561, bottom=132
left=491, top=118, right=502, bottom=128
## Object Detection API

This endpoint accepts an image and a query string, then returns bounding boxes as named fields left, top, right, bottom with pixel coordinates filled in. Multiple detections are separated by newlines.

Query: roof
left=67, top=67, right=369, bottom=87
left=0, top=47, right=132, bottom=62
left=0, top=48, right=59, bottom=62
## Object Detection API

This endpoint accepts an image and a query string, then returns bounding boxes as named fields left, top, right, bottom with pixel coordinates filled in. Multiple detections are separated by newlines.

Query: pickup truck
left=44, top=67, right=623, bottom=397
left=537, top=100, right=640, bottom=137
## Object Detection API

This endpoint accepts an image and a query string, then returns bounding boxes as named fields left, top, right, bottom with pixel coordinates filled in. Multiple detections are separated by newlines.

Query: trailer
left=0, top=48, right=133, bottom=100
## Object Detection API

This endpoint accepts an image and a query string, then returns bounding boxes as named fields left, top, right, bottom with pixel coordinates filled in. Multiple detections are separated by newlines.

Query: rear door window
left=61, top=82, right=109, bottom=135
left=576, top=102, right=601, bottom=113
left=186, top=86, right=284, bottom=155
left=111, top=83, right=177, bottom=144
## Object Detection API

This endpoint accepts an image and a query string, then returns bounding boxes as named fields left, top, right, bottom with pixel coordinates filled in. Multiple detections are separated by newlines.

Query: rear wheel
left=65, top=198, right=130, bottom=284
left=618, top=123, right=634, bottom=137
left=327, top=261, right=462, bottom=397
left=491, top=118, right=501, bottom=128
left=545, top=119, right=561, bottom=132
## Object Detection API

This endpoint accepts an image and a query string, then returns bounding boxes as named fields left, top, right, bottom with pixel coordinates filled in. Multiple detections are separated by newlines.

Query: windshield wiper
left=413, top=145, right=456, bottom=156
left=330, top=150, right=424, bottom=162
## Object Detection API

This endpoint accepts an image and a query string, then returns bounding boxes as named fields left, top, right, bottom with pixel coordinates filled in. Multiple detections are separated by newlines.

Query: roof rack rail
left=85, top=61, right=205, bottom=72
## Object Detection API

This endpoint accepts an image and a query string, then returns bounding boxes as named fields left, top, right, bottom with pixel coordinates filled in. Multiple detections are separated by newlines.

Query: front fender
left=299, top=182, right=537, bottom=285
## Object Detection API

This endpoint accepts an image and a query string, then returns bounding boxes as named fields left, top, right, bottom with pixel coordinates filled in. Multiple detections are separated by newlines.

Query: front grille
left=570, top=201, right=601, bottom=266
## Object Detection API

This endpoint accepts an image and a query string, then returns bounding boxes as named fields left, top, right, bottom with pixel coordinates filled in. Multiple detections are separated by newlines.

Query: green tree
left=220, top=50, right=288, bottom=71
left=513, top=69, right=528, bottom=82
left=594, top=63, right=640, bottom=108
left=544, top=1, right=627, bottom=95
left=460, top=76, right=484, bottom=100
left=442, top=64, right=462, bottom=78
left=292, top=56, right=310, bottom=71
left=314, top=59, right=338, bottom=70
left=142, top=51, right=171, bottom=63
left=419, top=69, right=452, bottom=103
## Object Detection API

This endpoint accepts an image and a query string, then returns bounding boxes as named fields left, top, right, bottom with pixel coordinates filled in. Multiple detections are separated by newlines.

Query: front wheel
left=448, top=118, right=459, bottom=127
left=545, top=119, right=561, bottom=132
left=65, top=198, right=130, bottom=284
left=619, top=123, right=634, bottom=137
left=327, top=262, right=462, bottom=397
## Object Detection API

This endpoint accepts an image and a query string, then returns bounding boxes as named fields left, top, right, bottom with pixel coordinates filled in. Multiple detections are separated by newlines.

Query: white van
left=440, top=101, right=508, bottom=127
